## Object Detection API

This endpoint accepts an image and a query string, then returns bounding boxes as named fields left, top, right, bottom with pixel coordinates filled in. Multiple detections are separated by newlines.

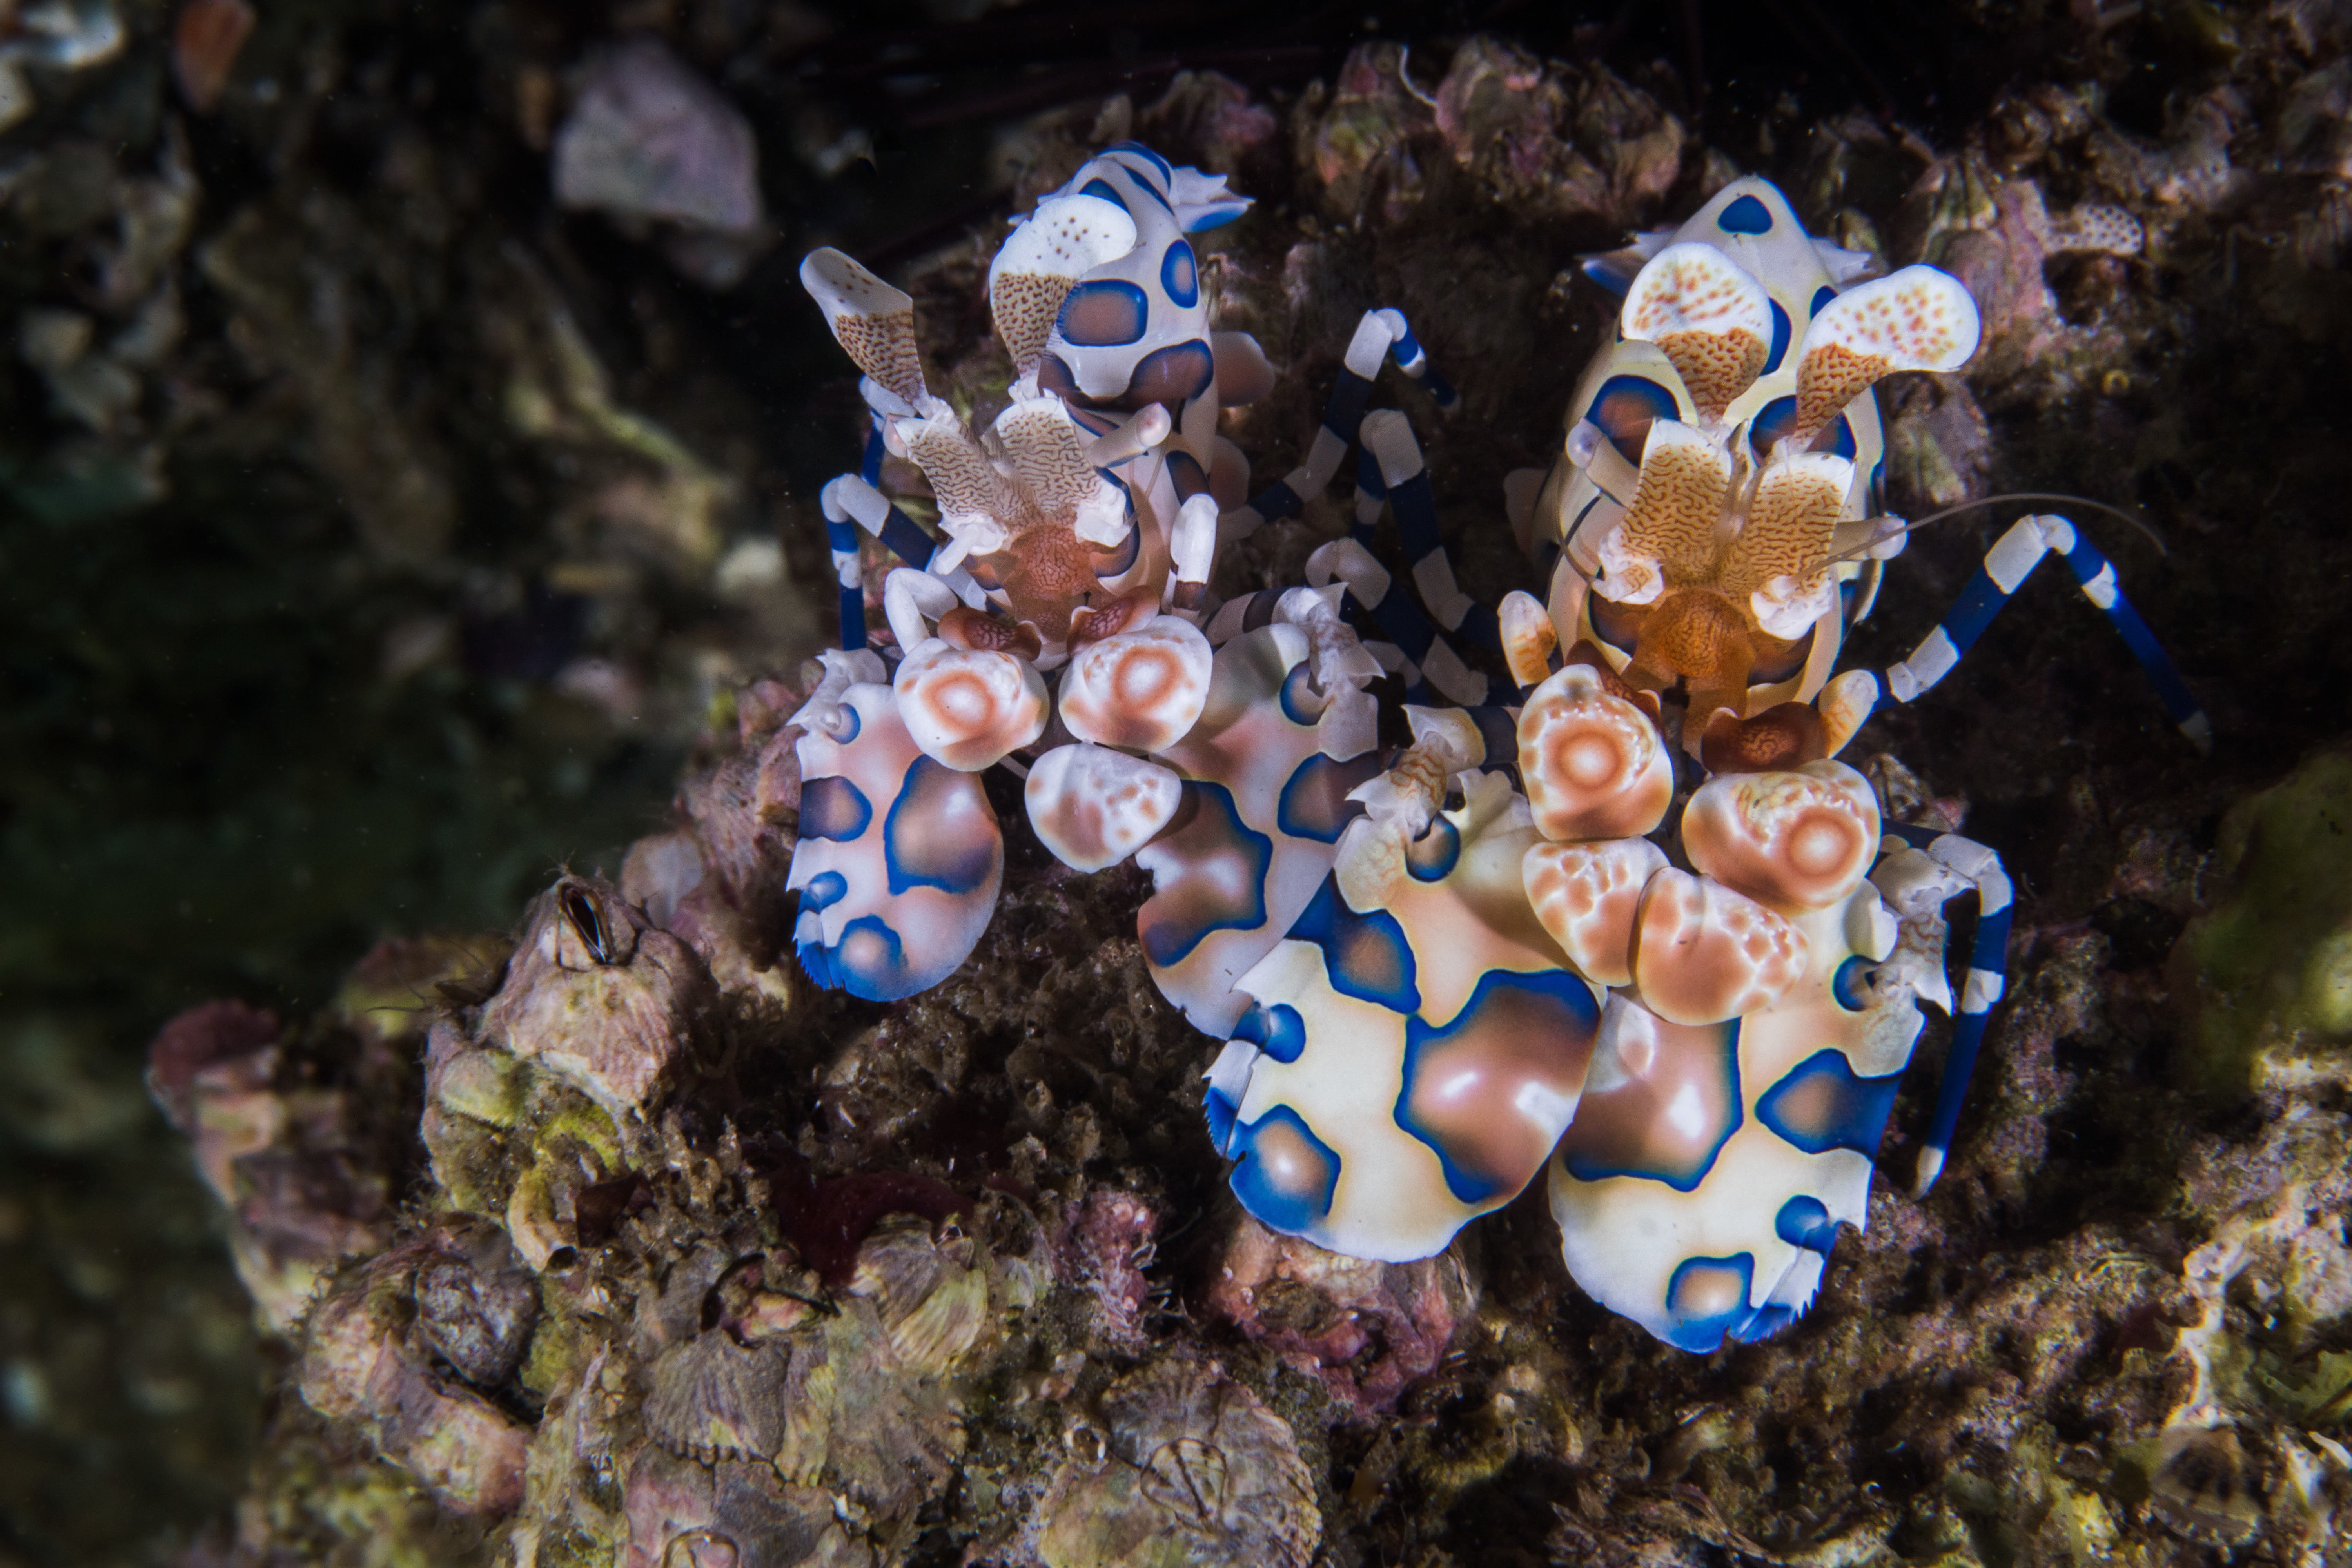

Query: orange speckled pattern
left=989, top=271, right=1073, bottom=374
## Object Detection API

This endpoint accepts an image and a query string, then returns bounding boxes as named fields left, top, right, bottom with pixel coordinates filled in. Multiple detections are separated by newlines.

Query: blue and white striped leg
left=1304, top=537, right=1491, bottom=706
left=1878, top=513, right=2211, bottom=752
left=1880, top=824, right=2013, bottom=1196
left=1356, top=411, right=1501, bottom=657
left=818, top=474, right=987, bottom=651
left=1219, top=308, right=1458, bottom=542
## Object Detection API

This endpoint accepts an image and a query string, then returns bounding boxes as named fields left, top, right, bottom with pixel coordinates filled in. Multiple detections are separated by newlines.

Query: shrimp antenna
left=1829, top=492, right=2170, bottom=566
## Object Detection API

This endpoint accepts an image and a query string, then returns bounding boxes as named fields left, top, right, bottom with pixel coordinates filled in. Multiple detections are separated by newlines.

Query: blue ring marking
left=1871, top=453, right=1886, bottom=514
left=1763, top=299, right=1793, bottom=374
left=1663, top=1253, right=1757, bottom=1353
left=1088, top=508, right=1142, bottom=578
left=1775, top=1194, right=1841, bottom=1252
left=1809, top=285, right=1837, bottom=321
left=1230, top=1000, right=1308, bottom=1064
left=1581, top=254, right=1639, bottom=297
left=1287, top=874, right=1419, bottom=1013
left=1587, top=375, right=1679, bottom=466
left=1276, top=752, right=1377, bottom=845
left=1104, top=141, right=1171, bottom=178
left=884, top=757, right=999, bottom=896
left=1120, top=339, right=1215, bottom=407
left=827, top=913, right=919, bottom=1002
left=1395, top=967, right=1601, bottom=1204
left=1077, top=177, right=1132, bottom=214
left=1831, top=955, right=1877, bottom=1012
left=1750, top=395, right=1858, bottom=459
left=1227, top=1103, right=1341, bottom=1237
left=1058, top=279, right=1151, bottom=347
left=1756, top=1049, right=1906, bottom=1158
left=1241, top=476, right=1305, bottom=524
left=799, top=870, right=850, bottom=913
left=1557, top=1020, right=1741, bottom=1191
left=860, top=417, right=885, bottom=486
left=2060, top=535, right=2206, bottom=726
left=1941, top=568, right=2009, bottom=656
left=1138, top=782, right=1273, bottom=968
left=1128, top=175, right=1176, bottom=216
left=1204, top=1084, right=1240, bottom=1152
left=798, top=775, right=873, bottom=842
left=878, top=505, right=935, bottom=570
left=1323, top=367, right=1375, bottom=446
left=1718, top=194, right=1774, bottom=234
left=1405, top=817, right=1461, bottom=882
left=1278, top=660, right=1319, bottom=727
left=1239, top=588, right=1287, bottom=633
left=1160, top=240, right=1199, bottom=307
left=1749, top=621, right=1816, bottom=685
left=1587, top=590, right=1646, bottom=657
left=795, top=935, right=836, bottom=991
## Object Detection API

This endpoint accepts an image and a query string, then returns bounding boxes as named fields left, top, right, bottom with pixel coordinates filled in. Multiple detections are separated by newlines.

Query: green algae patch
left=2175, top=750, right=2352, bottom=1096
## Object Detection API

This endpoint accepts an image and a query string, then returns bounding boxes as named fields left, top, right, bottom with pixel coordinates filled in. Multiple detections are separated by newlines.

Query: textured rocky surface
left=11, top=2, right=2352, bottom=1565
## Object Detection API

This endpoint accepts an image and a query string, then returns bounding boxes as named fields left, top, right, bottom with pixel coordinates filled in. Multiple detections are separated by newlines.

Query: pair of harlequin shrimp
left=788, top=150, right=2206, bottom=1352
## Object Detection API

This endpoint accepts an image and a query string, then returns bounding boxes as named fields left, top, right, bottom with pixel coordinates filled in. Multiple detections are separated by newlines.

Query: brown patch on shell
left=1700, top=701, right=1829, bottom=773
left=937, top=605, right=1044, bottom=659
left=1066, top=587, right=1159, bottom=648
left=1561, top=639, right=1655, bottom=713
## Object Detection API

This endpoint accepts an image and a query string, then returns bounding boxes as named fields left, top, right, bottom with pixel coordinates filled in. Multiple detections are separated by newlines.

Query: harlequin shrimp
left=788, top=151, right=2207, bottom=1353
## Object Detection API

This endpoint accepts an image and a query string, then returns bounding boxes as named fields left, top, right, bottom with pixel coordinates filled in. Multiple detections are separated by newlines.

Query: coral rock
left=1203, top=1212, right=1472, bottom=1416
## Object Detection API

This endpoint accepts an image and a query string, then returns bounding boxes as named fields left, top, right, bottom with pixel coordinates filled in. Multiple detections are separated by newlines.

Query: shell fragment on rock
left=1025, top=742, right=1184, bottom=873
left=1027, top=1357, right=1319, bottom=1568
left=1056, top=614, right=1214, bottom=752
left=1516, top=662, right=1674, bottom=843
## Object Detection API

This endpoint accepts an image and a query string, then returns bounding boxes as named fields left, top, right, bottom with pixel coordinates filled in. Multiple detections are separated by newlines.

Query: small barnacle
left=643, top=1331, right=791, bottom=1464
left=2148, top=1421, right=2269, bottom=1547
left=1024, top=1357, right=1319, bottom=1568
left=479, top=875, right=715, bottom=1127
